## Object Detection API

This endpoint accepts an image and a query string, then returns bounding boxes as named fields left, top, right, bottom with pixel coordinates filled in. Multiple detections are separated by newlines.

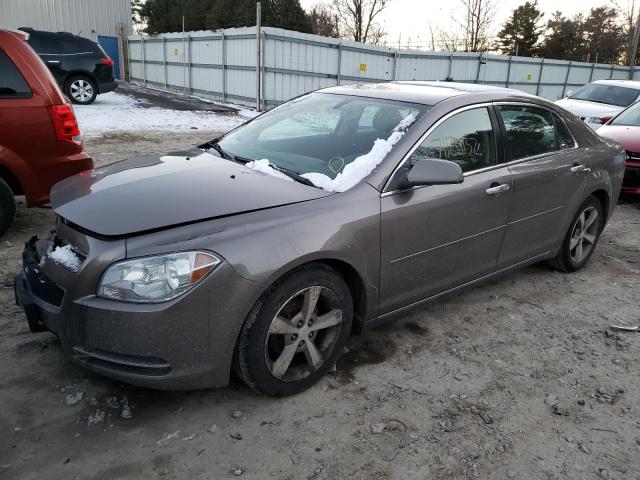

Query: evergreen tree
left=539, top=11, right=585, bottom=61
left=496, top=1, right=544, bottom=57
left=581, top=7, right=625, bottom=64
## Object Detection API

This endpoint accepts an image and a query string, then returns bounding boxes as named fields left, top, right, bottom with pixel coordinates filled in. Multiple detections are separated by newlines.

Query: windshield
left=570, top=84, right=640, bottom=108
left=216, top=93, right=427, bottom=189
left=611, top=101, right=640, bottom=126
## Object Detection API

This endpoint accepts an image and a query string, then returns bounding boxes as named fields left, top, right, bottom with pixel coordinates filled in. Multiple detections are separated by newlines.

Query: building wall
left=0, top=0, right=132, bottom=41
left=128, top=27, right=635, bottom=108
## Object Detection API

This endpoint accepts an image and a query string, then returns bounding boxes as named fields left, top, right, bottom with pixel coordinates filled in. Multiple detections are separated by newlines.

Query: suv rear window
left=0, top=50, right=32, bottom=99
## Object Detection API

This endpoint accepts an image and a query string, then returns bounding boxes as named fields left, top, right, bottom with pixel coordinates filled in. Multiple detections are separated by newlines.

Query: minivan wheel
left=65, top=75, right=97, bottom=105
left=550, top=196, right=603, bottom=273
left=234, top=264, right=353, bottom=396
left=0, top=178, right=16, bottom=237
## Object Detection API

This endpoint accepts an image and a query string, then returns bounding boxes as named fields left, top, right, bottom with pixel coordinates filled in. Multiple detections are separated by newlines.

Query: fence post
left=447, top=54, right=453, bottom=80
left=127, top=37, right=132, bottom=82
left=589, top=62, right=596, bottom=83
left=261, top=30, right=266, bottom=109
left=536, top=59, right=544, bottom=95
left=255, top=2, right=262, bottom=112
left=187, top=35, right=192, bottom=94
left=162, top=36, right=167, bottom=89
left=221, top=32, right=227, bottom=102
left=392, top=50, right=398, bottom=81
left=506, top=56, right=512, bottom=87
left=609, top=63, right=615, bottom=79
left=561, top=61, right=572, bottom=97
left=337, top=42, right=342, bottom=85
left=141, top=36, right=146, bottom=85
left=475, top=53, right=483, bottom=83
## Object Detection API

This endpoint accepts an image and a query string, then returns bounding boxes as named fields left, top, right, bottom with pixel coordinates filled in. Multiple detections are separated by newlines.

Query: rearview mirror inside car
left=401, top=158, right=464, bottom=188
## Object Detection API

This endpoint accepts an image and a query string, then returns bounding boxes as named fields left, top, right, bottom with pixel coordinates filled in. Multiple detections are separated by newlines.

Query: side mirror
left=402, top=158, right=463, bottom=188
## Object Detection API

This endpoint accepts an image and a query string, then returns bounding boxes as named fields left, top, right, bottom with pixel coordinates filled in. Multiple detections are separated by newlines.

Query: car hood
left=598, top=125, right=640, bottom=153
left=555, top=98, right=622, bottom=118
left=51, top=150, right=332, bottom=237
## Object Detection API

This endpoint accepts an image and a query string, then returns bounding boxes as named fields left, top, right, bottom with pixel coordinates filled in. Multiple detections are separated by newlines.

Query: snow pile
left=48, top=245, right=83, bottom=272
left=244, top=159, right=293, bottom=182
left=74, top=92, right=257, bottom=138
left=301, top=113, right=418, bottom=192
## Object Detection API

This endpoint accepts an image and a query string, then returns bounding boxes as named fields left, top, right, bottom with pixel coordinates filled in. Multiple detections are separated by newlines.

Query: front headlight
left=587, top=117, right=603, bottom=124
left=97, top=251, right=221, bottom=303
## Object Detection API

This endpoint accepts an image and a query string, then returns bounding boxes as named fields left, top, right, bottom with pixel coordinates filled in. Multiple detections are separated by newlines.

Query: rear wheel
left=234, top=264, right=353, bottom=396
left=65, top=75, right=97, bottom=105
left=0, top=178, right=16, bottom=237
left=550, top=196, right=603, bottom=272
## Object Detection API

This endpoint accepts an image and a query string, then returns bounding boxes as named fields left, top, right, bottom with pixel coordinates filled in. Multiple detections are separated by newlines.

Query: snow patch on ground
left=74, top=92, right=257, bottom=138
left=302, top=113, right=418, bottom=192
left=244, top=159, right=293, bottom=182
left=48, top=245, right=82, bottom=271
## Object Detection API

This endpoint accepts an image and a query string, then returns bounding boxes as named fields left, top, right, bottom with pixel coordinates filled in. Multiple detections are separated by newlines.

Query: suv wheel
left=550, top=196, right=603, bottom=272
left=66, top=75, right=97, bottom=105
left=0, top=178, right=16, bottom=237
left=234, top=264, right=353, bottom=396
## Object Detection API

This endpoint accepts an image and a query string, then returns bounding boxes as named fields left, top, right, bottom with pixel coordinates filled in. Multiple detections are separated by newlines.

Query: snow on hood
left=301, top=113, right=417, bottom=192
left=244, top=159, right=293, bottom=182
left=46, top=244, right=83, bottom=272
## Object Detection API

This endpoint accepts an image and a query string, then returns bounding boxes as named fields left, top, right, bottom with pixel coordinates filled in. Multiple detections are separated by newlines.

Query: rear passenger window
left=498, top=106, right=557, bottom=160
left=554, top=115, right=576, bottom=150
left=409, top=107, right=496, bottom=173
left=0, top=50, right=31, bottom=99
left=27, top=35, right=60, bottom=54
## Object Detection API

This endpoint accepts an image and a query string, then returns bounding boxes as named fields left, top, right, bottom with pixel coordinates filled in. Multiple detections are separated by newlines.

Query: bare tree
left=614, top=0, right=640, bottom=63
left=438, top=0, right=497, bottom=52
left=330, top=0, right=391, bottom=44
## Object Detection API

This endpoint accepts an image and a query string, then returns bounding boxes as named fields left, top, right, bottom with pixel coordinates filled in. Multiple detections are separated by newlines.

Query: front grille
left=22, top=238, right=65, bottom=307
left=623, top=164, right=640, bottom=188
left=626, top=151, right=640, bottom=161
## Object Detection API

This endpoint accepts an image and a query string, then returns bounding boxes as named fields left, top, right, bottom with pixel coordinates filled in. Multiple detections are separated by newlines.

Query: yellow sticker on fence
left=174, top=48, right=179, bottom=55
left=527, top=73, right=533, bottom=80
left=359, top=63, right=367, bottom=72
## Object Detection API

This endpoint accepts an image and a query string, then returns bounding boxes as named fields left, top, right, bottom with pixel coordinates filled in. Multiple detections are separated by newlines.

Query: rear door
left=496, top=103, right=587, bottom=266
left=26, top=34, right=64, bottom=85
left=379, top=105, right=512, bottom=314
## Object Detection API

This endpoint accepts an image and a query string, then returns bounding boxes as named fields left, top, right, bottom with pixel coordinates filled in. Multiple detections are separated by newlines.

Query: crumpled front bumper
left=14, top=228, right=263, bottom=390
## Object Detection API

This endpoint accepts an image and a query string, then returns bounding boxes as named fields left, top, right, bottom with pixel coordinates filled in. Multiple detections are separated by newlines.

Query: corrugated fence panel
left=128, top=26, right=636, bottom=108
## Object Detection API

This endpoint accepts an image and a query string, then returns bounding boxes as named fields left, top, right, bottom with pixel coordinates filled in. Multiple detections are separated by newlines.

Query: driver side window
left=408, top=107, right=497, bottom=173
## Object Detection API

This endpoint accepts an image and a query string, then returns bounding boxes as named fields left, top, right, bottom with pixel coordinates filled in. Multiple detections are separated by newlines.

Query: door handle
left=570, top=164, right=591, bottom=174
left=485, top=183, right=510, bottom=195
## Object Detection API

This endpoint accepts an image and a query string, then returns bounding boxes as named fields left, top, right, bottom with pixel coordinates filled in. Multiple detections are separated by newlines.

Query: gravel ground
left=1, top=131, right=639, bottom=480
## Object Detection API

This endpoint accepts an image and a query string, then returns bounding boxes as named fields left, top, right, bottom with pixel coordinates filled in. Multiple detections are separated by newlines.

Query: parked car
left=19, top=27, right=116, bottom=105
left=598, top=101, right=640, bottom=195
left=15, top=82, right=625, bottom=396
left=555, top=79, right=640, bottom=130
left=0, top=28, right=93, bottom=236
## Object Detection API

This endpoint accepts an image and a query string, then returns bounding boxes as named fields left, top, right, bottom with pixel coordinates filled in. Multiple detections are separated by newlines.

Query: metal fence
left=127, top=26, right=639, bottom=109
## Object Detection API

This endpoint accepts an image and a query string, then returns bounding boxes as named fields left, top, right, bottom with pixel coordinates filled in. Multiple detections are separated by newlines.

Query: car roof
left=318, top=81, right=536, bottom=106
left=591, top=79, right=640, bottom=90
left=18, top=27, right=92, bottom=42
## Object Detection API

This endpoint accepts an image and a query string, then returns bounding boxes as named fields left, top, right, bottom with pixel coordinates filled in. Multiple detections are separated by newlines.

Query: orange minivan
left=0, top=28, right=93, bottom=236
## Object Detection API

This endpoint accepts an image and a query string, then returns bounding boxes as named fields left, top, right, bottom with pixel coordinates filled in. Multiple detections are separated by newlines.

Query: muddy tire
left=233, top=264, right=353, bottom=396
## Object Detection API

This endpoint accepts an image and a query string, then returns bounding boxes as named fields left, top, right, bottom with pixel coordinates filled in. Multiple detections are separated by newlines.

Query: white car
left=555, top=80, right=640, bottom=130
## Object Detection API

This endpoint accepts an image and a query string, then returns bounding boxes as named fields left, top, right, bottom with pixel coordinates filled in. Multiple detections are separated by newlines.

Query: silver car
left=15, top=82, right=626, bottom=396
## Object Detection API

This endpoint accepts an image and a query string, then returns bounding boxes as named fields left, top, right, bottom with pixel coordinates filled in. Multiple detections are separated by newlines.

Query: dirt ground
left=1, top=130, right=639, bottom=480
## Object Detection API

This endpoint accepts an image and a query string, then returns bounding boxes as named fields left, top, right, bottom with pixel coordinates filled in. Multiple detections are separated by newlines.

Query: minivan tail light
left=48, top=104, right=82, bottom=145
left=101, top=56, right=114, bottom=67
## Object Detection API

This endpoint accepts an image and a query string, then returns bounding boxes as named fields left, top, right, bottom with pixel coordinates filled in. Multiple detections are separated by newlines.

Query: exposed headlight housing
left=97, top=251, right=220, bottom=303
left=587, top=116, right=603, bottom=124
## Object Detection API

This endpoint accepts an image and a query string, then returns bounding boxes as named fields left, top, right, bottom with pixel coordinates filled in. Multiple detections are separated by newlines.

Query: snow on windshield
left=301, top=113, right=417, bottom=192
left=244, top=159, right=293, bottom=182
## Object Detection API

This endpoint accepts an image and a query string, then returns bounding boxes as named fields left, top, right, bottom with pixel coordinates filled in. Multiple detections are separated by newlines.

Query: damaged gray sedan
left=15, top=82, right=625, bottom=396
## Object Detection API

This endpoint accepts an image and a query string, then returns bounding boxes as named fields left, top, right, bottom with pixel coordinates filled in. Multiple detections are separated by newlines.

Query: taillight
left=101, top=56, right=114, bottom=67
left=48, top=104, right=82, bottom=145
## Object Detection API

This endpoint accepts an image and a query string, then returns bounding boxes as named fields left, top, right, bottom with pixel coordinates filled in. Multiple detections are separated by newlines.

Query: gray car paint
left=16, top=82, right=626, bottom=389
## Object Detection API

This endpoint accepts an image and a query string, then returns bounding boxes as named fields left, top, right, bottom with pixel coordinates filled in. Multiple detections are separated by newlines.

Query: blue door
left=98, top=35, right=120, bottom=79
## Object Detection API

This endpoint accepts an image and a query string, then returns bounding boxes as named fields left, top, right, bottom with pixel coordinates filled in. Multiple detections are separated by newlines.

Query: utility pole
left=629, top=12, right=640, bottom=79
left=256, top=1, right=262, bottom=112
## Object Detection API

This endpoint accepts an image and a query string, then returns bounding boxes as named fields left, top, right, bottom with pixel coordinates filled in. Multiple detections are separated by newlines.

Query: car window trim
left=494, top=101, right=579, bottom=164
left=382, top=102, right=497, bottom=195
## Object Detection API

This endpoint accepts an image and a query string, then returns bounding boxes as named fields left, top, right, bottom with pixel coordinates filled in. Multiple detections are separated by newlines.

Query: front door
left=495, top=104, right=588, bottom=266
left=380, top=106, right=512, bottom=315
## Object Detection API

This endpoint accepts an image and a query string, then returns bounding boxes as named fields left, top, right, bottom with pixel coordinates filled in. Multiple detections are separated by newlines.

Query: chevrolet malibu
left=15, top=82, right=625, bottom=396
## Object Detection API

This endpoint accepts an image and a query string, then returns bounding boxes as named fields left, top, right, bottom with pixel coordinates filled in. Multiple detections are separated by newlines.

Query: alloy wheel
left=70, top=79, right=94, bottom=102
left=264, top=286, right=343, bottom=382
left=569, top=206, right=599, bottom=264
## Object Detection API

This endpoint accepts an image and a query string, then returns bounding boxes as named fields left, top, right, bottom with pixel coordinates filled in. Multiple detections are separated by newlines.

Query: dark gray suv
left=15, top=82, right=625, bottom=396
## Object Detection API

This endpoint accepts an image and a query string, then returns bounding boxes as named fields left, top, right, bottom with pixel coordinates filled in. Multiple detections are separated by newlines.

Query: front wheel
left=550, top=196, right=603, bottom=272
left=234, top=264, right=353, bottom=396
left=65, top=75, right=97, bottom=105
left=0, top=177, right=16, bottom=237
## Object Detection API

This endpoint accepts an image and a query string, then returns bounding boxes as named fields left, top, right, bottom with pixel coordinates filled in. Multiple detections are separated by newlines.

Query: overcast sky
left=299, top=0, right=620, bottom=48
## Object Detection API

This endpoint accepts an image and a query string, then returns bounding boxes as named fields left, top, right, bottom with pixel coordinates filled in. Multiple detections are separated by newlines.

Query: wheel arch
left=0, top=164, right=23, bottom=195
left=589, top=188, right=610, bottom=225
left=63, top=71, right=98, bottom=90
